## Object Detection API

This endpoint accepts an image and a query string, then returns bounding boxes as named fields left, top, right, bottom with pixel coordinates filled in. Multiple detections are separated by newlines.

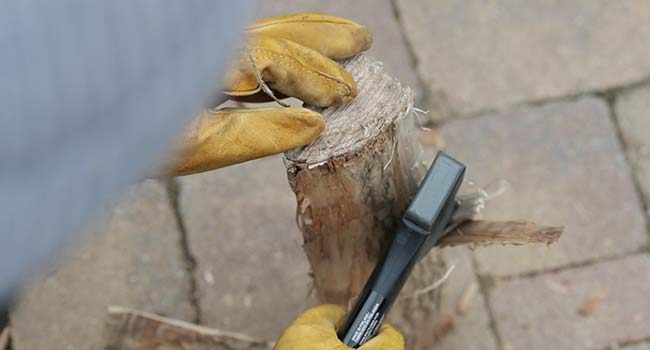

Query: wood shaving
left=456, top=282, right=478, bottom=315
left=418, top=129, right=445, bottom=148
left=578, top=290, right=608, bottom=317
left=432, top=312, right=455, bottom=341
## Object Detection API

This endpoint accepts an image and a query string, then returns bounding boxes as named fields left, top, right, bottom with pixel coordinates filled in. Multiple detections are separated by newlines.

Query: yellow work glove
left=163, top=13, right=373, bottom=176
left=275, top=305, right=404, bottom=350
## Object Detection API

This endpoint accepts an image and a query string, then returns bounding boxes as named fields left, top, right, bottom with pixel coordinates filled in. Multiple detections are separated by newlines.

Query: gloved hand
left=162, top=13, right=373, bottom=176
left=274, top=305, right=404, bottom=350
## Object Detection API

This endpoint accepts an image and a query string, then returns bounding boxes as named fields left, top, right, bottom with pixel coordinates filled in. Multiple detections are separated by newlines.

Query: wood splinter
left=440, top=220, right=563, bottom=247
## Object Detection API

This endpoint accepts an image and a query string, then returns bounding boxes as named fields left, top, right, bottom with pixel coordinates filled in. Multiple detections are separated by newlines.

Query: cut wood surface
left=104, top=306, right=272, bottom=350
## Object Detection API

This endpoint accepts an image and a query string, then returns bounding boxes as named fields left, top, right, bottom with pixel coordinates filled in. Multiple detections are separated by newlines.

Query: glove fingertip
left=350, top=25, right=373, bottom=56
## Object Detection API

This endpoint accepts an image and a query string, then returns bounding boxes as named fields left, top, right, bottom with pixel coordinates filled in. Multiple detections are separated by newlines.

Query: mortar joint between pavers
left=165, top=178, right=203, bottom=325
left=388, top=0, right=435, bottom=123
left=596, top=75, right=650, bottom=103
left=603, top=92, right=650, bottom=247
left=470, top=254, right=505, bottom=348
left=600, top=335, right=650, bottom=350
left=451, top=74, right=650, bottom=123
left=478, top=248, right=650, bottom=288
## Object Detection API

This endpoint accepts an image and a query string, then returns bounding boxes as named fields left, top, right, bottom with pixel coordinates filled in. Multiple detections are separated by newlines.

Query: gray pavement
left=435, top=247, right=498, bottom=350
left=490, top=254, right=650, bottom=350
left=11, top=181, right=194, bottom=350
left=626, top=343, right=650, bottom=350
left=395, top=0, right=650, bottom=117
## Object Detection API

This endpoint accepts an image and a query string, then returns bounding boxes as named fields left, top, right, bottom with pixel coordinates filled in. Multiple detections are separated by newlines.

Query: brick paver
left=441, top=96, right=647, bottom=276
left=489, top=254, right=650, bottom=350
left=11, top=181, right=194, bottom=350
left=614, top=83, right=650, bottom=216
left=395, top=0, right=650, bottom=116
left=179, top=155, right=315, bottom=341
left=436, top=247, right=498, bottom=350
left=625, top=342, right=650, bottom=350
left=258, top=0, right=420, bottom=99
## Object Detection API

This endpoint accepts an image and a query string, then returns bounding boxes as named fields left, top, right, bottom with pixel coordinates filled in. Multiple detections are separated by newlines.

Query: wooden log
left=285, top=54, right=422, bottom=304
left=284, top=54, right=562, bottom=348
left=285, top=54, right=447, bottom=347
left=104, top=306, right=272, bottom=350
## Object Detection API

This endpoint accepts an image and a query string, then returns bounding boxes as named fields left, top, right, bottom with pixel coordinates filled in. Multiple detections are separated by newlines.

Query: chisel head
left=403, top=152, right=465, bottom=259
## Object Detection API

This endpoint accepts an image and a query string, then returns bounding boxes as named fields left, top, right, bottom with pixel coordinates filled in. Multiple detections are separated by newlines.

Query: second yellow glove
left=274, top=305, right=404, bottom=350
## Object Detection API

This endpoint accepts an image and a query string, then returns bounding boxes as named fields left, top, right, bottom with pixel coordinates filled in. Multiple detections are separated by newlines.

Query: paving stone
left=435, top=247, right=498, bottom=350
left=625, top=342, right=650, bottom=350
left=441, top=96, right=647, bottom=276
left=396, top=0, right=650, bottom=116
left=489, top=254, right=650, bottom=350
left=258, top=0, right=420, bottom=99
left=179, top=155, right=315, bottom=341
left=614, top=83, right=650, bottom=217
left=11, top=180, right=194, bottom=350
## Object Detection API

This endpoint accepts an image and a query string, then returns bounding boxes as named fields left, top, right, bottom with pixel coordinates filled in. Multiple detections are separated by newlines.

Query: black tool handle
left=337, top=152, right=465, bottom=348
left=337, top=221, right=427, bottom=348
